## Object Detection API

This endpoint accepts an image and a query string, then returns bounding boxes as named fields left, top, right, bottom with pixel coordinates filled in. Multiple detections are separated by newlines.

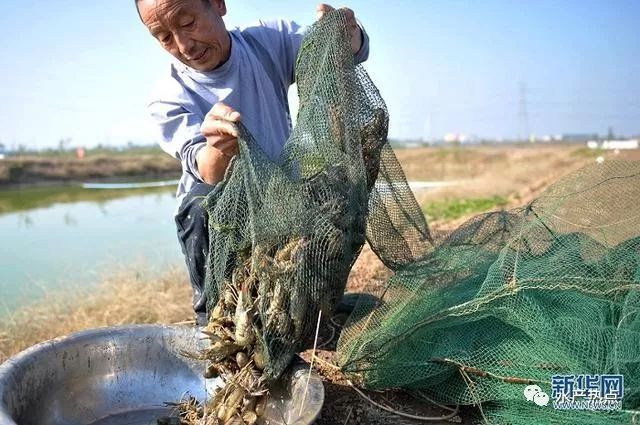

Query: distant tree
left=58, top=137, right=72, bottom=152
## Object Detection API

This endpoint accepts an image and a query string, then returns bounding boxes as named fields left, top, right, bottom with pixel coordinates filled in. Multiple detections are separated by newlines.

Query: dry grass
left=397, top=145, right=639, bottom=224
left=397, top=145, right=589, bottom=204
left=0, top=267, right=193, bottom=363
left=0, top=255, right=386, bottom=363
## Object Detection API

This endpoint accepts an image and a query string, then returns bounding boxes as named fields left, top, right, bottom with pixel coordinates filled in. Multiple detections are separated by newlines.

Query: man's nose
left=174, top=32, right=196, bottom=57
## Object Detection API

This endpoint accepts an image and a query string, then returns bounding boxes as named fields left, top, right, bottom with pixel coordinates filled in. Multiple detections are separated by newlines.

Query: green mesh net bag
left=201, top=9, right=640, bottom=424
left=201, top=10, right=388, bottom=382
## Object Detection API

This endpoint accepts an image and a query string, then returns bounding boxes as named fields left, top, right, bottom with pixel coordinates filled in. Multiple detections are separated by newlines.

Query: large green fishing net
left=202, top=10, right=640, bottom=424
left=202, top=9, right=388, bottom=382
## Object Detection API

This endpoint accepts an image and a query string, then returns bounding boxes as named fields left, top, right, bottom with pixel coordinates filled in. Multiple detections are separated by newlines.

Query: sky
left=0, top=0, right=639, bottom=149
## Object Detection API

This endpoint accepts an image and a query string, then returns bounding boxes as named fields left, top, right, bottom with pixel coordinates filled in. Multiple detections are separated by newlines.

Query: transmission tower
left=518, top=82, right=529, bottom=142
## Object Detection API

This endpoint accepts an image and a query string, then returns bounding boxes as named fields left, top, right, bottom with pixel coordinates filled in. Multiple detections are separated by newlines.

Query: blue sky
left=1, top=0, right=638, bottom=149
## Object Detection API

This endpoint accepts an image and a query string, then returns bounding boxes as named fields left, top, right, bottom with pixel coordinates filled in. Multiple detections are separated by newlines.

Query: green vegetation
left=571, top=147, right=605, bottom=158
left=4, top=143, right=166, bottom=159
left=432, top=146, right=472, bottom=160
left=422, top=195, right=508, bottom=221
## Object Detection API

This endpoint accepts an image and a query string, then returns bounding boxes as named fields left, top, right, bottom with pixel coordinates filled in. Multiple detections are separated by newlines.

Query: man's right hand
left=196, top=102, right=241, bottom=185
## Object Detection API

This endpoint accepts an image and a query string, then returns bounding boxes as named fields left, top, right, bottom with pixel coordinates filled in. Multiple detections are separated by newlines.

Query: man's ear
left=210, top=0, right=227, bottom=16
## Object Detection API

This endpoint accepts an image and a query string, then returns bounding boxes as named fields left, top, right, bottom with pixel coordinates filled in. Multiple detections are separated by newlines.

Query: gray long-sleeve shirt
left=147, top=19, right=369, bottom=208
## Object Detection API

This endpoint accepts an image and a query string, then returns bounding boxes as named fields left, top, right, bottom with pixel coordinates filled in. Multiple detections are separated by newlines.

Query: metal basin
left=0, top=324, right=323, bottom=425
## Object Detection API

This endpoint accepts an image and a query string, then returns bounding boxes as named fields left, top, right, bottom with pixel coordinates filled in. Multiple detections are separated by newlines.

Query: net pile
left=201, top=9, right=640, bottom=424
left=338, top=161, right=640, bottom=424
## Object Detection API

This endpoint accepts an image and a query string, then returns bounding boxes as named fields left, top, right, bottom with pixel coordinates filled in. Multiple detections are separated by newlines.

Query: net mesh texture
left=202, top=10, right=640, bottom=424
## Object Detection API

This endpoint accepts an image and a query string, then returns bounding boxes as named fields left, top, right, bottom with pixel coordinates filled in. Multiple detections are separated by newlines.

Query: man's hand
left=196, top=102, right=241, bottom=185
left=316, top=4, right=362, bottom=54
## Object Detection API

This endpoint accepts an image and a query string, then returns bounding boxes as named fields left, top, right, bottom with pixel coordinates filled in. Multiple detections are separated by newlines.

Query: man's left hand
left=316, top=4, right=363, bottom=54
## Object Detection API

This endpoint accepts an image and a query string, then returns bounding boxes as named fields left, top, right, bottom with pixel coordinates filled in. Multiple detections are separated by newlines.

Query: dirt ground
left=396, top=144, right=640, bottom=209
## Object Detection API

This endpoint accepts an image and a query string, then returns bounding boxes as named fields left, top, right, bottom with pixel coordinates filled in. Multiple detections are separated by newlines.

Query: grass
left=0, top=247, right=388, bottom=363
left=0, top=267, right=193, bottom=363
left=395, top=144, right=640, bottom=215
left=571, top=147, right=605, bottom=158
left=6, top=145, right=167, bottom=159
left=422, top=195, right=508, bottom=221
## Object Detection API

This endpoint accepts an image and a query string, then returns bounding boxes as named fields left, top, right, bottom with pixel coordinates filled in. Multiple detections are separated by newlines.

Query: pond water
left=0, top=184, right=186, bottom=316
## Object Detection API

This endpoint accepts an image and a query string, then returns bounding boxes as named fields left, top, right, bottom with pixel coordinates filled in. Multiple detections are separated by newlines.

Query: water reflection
left=0, top=184, right=176, bottom=216
left=17, top=213, right=33, bottom=228
left=0, top=184, right=184, bottom=315
left=63, top=212, right=77, bottom=226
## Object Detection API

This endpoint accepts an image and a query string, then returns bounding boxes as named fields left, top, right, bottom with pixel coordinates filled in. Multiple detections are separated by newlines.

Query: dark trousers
left=175, top=182, right=217, bottom=326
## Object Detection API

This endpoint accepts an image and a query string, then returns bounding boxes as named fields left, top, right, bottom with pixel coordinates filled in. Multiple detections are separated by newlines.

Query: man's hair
left=135, top=0, right=211, bottom=22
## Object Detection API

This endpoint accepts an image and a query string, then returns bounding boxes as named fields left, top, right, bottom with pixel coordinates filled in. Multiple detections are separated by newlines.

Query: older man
left=137, top=0, right=370, bottom=323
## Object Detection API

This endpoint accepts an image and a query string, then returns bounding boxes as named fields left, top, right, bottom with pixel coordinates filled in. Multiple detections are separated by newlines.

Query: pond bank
left=0, top=155, right=180, bottom=188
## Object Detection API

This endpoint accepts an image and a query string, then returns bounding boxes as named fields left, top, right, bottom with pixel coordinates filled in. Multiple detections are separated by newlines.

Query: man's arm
left=148, top=100, right=207, bottom=184
left=148, top=99, right=239, bottom=186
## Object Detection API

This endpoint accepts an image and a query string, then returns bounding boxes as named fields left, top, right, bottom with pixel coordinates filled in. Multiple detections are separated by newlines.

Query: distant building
left=443, top=133, right=480, bottom=144
left=444, top=133, right=460, bottom=144
left=588, top=139, right=639, bottom=150
left=540, top=135, right=564, bottom=143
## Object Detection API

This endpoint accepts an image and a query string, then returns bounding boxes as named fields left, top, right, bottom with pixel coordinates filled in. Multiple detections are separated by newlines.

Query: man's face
left=139, top=0, right=230, bottom=72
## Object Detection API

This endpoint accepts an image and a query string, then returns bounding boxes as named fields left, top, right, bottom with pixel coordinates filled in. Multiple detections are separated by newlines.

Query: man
left=137, top=0, right=370, bottom=324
